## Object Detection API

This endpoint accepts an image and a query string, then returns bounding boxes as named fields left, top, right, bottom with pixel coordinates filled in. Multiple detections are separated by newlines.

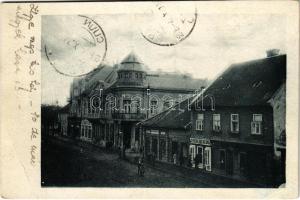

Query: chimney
left=266, top=49, right=280, bottom=57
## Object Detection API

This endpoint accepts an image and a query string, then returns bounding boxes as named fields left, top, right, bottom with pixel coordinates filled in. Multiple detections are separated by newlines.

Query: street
left=41, top=138, right=212, bottom=187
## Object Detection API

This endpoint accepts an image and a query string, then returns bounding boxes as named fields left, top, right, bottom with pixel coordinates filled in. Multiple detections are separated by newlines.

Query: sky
left=41, top=12, right=286, bottom=106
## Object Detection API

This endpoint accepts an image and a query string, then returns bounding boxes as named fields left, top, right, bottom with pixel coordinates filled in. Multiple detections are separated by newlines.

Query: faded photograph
left=41, top=3, right=286, bottom=188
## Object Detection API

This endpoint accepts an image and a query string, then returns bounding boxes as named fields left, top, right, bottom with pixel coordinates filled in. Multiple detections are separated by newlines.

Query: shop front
left=189, top=137, right=211, bottom=171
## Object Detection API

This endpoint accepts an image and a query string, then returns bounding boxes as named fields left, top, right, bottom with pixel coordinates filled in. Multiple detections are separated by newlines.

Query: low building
left=139, top=98, right=192, bottom=165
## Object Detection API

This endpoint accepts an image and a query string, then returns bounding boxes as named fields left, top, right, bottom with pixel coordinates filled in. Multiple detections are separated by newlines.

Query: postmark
left=139, top=2, right=197, bottom=46
left=44, top=15, right=107, bottom=77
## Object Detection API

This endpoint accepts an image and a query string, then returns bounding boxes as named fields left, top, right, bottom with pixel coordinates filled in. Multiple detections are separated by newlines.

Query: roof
left=79, top=65, right=118, bottom=95
left=194, top=54, right=286, bottom=107
left=119, top=52, right=145, bottom=72
left=141, top=54, right=286, bottom=129
left=140, top=97, right=192, bottom=129
left=145, top=73, right=208, bottom=91
left=76, top=52, right=208, bottom=95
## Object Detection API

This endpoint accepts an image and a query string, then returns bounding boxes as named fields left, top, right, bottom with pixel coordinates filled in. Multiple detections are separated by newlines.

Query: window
left=150, top=100, right=158, bottom=115
left=231, top=114, right=239, bottom=133
left=251, top=114, right=262, bottom=135
left=195, top=113, right=204, bottom=131
left=135, top=73, right=138, bottom=78
left=123, top=100, right=131, bottom=113
left=163, top=101, right=171, bottom=110
left=131, top=99, right=141, bottom=113
left=213, top=114, right=221, bottom=132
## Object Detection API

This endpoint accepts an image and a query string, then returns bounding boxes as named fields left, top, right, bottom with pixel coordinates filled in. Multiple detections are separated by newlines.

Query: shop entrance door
left=226, top=150, right=234, bottom=175
left=196, top=146, right=204, bottom=169
left=189, top=145, right=196, bottom=167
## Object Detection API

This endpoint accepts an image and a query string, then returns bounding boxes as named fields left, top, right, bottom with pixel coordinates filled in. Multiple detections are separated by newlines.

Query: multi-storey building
left=67, top=52, right=207, bottom=151
left=141, top=51, right=286, bottom=186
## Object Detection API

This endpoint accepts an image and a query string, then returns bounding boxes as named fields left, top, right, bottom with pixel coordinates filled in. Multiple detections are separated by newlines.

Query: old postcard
left=0, top=1, right=299, bottom=198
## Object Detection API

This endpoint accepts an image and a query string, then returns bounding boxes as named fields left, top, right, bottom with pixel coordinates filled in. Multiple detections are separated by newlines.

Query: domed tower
left=117, top=52, right=146, bottom=86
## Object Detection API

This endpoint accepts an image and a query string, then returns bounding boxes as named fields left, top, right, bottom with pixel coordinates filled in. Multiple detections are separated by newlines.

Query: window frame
left=195, top=113, right=204, bottom=131
left=212, top=114, right=221, bottom=132
left=251, top=114, right=263, bottom=135
left=150, top=99, right=158, bottom=115
left=230, top=114, right=239, bottom=133
left=123, top=99, right=132, bottom=113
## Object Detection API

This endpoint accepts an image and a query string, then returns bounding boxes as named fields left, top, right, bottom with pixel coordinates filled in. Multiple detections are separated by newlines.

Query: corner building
left=68, top=52, right=207, bottom=152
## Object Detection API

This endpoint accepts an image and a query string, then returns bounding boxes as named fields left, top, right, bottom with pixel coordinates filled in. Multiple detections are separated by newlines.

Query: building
left=139, top=97, right=193, bottom=165
left=68, top=52, right=208, bottom=152
left=41, top=104, right=61, bottom=137
left=188, top=53, right=286, bottom=186
left=140, top=52, right=286, bottom=186
left=58, top=104, right=70, bottom=137
left=268, top=83, right=286, bottom=185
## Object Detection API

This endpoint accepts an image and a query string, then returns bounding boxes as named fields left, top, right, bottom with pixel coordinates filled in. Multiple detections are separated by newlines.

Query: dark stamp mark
left=44, top=15, right=107, bottom=77
left=140, top=3, right=197, bottom=46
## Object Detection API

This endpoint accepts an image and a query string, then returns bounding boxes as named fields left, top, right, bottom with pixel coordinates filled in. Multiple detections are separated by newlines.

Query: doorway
left=122, top=123, right=132, bottom=149
left=226, top=150, right=234, bottom=175
left=152, top=137, right=158, bottom=158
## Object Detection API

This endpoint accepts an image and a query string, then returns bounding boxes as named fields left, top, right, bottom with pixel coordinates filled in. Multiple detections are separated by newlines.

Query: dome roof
left=119, top=52, right=145, bottom=72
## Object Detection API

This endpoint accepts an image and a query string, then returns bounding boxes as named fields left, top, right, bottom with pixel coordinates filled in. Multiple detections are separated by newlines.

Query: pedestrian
left=173, top=153, right=177, bottom=165
left=137, top=156, right=145, bottom=177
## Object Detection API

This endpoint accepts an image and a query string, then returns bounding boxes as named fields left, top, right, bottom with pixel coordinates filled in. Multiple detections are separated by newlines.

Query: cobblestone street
left=41, top=138, right=212, bottom=187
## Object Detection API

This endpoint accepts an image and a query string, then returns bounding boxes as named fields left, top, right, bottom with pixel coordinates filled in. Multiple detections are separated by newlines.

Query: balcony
left=83, top=112, right=110, bottom=119
left=112, top=112, right=146, bottom=121
left=69, top=112, right=110, bottom=119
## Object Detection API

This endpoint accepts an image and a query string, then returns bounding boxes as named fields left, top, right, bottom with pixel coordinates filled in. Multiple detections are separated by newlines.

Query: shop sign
left=190, top=138, right=211, bottom=146
left=146, top=129, right=161, bottom=135
left=151, top=129, right=159, bottom=135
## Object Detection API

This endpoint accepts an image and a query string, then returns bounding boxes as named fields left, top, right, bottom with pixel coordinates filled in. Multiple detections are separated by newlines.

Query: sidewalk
left=125, top=151, right=264, bottom=188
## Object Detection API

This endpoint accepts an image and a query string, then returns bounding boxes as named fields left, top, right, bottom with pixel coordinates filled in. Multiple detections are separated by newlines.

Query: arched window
left=150, top=96, right=159, bottom=115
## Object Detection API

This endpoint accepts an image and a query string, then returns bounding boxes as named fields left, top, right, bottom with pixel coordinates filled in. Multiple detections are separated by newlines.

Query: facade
left=67, top=52, right=208, bottom=152
left=268, top=83, right=286, bottom=184
left=190, top=53, right=286, bottom=186
left=140, top=98, right=193, bottom=165
left=141, top=52, right=286, bottom=186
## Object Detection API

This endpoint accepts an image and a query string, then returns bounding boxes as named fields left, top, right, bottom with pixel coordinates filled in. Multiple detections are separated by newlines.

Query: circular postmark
left=139, top=2, right=197, bottom=46
left=44, top=15, right=107, bottom=77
